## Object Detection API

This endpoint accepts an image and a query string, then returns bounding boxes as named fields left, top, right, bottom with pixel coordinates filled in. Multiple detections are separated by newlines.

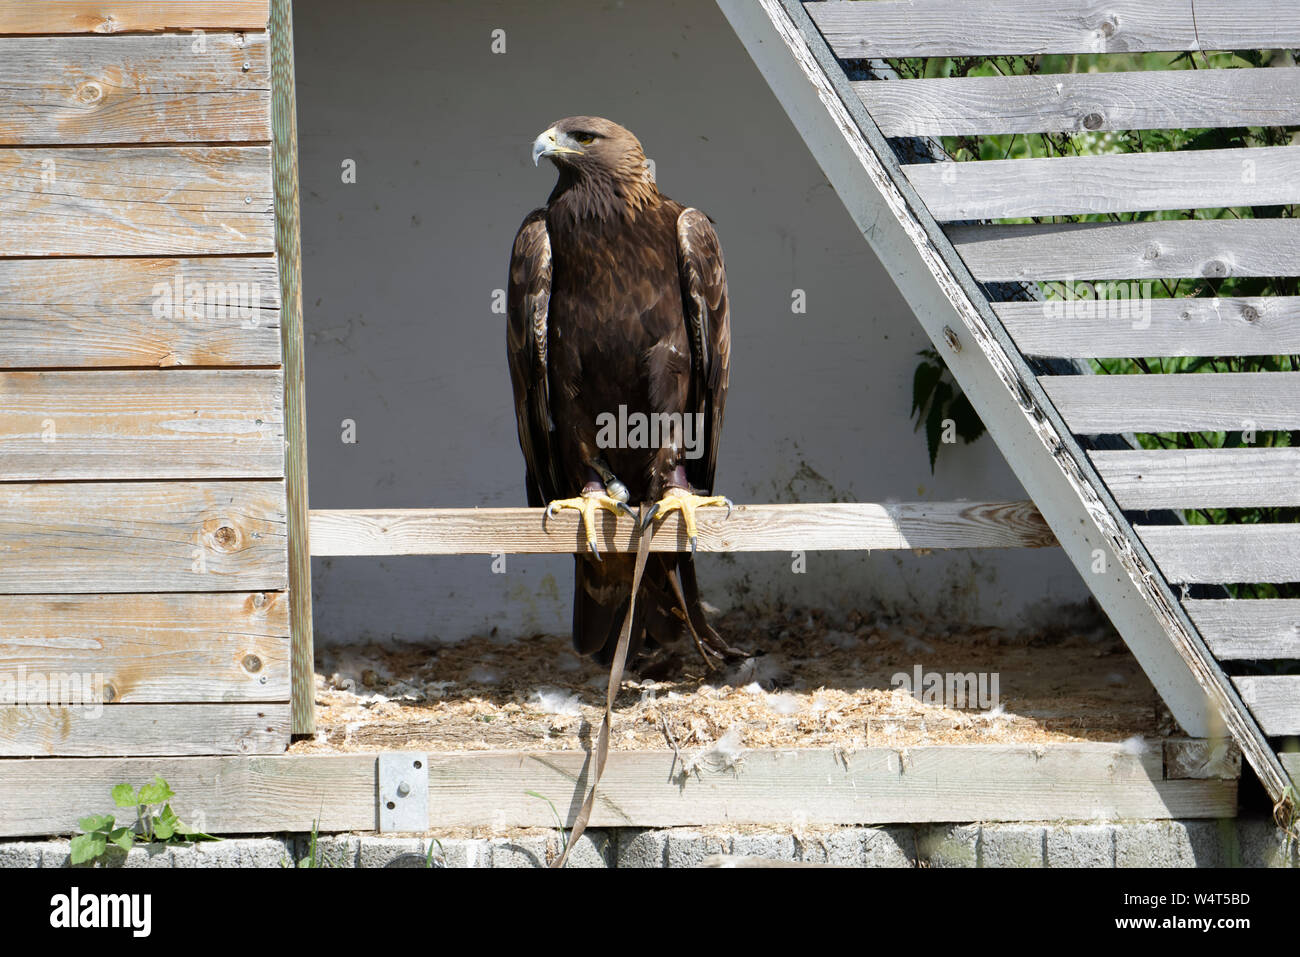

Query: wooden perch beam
left=308, top=501, right=1055, bottom=556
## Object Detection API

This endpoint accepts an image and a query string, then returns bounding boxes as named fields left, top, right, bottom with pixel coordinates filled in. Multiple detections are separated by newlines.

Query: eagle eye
left=572, top=132, right=597, bottom=146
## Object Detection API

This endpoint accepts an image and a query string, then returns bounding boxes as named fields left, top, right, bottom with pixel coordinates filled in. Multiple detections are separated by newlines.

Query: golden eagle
left=507, top=116, right=737, bottom=668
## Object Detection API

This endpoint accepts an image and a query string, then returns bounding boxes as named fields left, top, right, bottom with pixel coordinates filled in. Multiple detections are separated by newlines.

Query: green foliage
left=910, top=349, right=985, bottom=472
left=70, top=775, right=219, bottom=866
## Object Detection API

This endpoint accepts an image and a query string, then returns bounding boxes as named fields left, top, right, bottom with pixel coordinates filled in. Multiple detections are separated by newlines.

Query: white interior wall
left=293, top=0, right=1095, bottom=646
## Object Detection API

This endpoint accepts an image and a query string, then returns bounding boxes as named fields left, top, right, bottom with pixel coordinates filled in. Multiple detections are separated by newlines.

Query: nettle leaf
left=949, top=391, right=986, bottom=444
left=137, top=776, right=174, bottom=806
left=111, top=784, right=138, bottom=808
left=109, top=827, right=135, bottom=852
left=911, top=359, right=943, bottom=419
left=78, top=814, right=115, bottom=834
left=70, top=831, right=107, bottom=865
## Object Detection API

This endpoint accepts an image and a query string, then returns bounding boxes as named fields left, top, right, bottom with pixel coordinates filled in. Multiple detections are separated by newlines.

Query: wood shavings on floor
left=290, top=606, right=1168, bottom=755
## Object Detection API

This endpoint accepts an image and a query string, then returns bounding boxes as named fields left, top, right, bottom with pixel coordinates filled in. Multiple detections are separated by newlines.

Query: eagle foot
left=642, top=488, right=733, bottom=553
left=544, top=491, right=635, bottom=560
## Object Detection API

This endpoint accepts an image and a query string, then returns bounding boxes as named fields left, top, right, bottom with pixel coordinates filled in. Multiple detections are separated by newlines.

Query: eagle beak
left=532, top=127, right=581, bottom=167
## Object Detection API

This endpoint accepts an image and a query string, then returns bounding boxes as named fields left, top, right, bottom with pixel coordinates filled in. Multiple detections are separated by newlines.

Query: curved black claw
left=689, top=535, right=698, bottom=555
left=640, top=503, right=661, bottom=531
left=588, top=538, right=601, bottom=562
left=616, top=501, right=637, bottom=520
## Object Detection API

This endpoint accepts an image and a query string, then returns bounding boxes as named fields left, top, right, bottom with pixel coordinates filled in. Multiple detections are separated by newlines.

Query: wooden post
left=270, top=0, right=314, bottom=736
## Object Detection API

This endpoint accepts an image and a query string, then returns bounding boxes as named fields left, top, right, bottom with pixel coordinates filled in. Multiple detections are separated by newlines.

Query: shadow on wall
left=294, top=0, right=1090, bottom=644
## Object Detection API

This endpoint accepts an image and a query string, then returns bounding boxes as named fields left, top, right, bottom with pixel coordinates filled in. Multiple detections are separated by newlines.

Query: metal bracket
left=378, top=752, right=429, bottom=832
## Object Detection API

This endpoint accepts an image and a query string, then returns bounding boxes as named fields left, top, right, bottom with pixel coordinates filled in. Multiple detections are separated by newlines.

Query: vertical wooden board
left=0, top=369, right=284, bottom=479
left=0, top=1, right=269, bottom=33
left=0, top=146, right=274, bottom=255
left=0, top=34, right=271, bottom=145
left=0, top=257, right=282, bottom=368
left=271, top=0, right=314, bottom=736
left=0, top=703, right=289, bottom=756
left=0, top=592, right=289, bottom=703
left=0, top=480, right=287, bottom=593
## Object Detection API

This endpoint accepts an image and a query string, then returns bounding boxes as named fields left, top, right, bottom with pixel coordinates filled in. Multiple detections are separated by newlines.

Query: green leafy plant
left=71, top=775, right=218, bottom=865
left=910, top=348, right=985, bottom=472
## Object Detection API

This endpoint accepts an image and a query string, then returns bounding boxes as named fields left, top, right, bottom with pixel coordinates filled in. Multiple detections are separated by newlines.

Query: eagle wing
left=676, top=207, right=730, bottom=494
left=507, top=209, right=561, bottom=506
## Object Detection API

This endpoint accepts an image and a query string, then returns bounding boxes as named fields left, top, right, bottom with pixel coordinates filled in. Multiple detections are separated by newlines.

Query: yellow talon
left=643, top=488, right=733, bottom=553
left=544, top=492, right=633, bottom=560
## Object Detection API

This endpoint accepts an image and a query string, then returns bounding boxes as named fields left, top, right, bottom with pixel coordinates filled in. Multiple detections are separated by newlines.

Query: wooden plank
left=425, top=746, right=1233, bottom=828
left=308, top=500, right=1056, bottom=556
left=0, top=1, right=269, bottom=33
left=996, top=297, right=1300, bottom=359
left=0, top=703, right=288, bottom=756
left=1043, top=372, right=1300, bottom=433
left=1138, top=524, right=1300, bottom=583
left=0, top=744, right=1237, bottom=837
left=1233, top=676, right=1300, bottom=736
left=1184, top=599, right=1300, bottom=659
left=1090, top=448, right=1300, bottom=509
left=0, top=753, right=371, bottom=837
left=950, top=219, right=1300, bottom=282
left=1164, top=738, right=1242, bottom=780
left=0, top=369, right=284, bottom=479
left=908, top=147, right=1300, bottom=221
left=857, top=69, right=1300, bottom=138
left=0, top=146, right=274, bottom=256
left=0, top=592, right=289, bottom=702
left=0, top=34, right=270, bottom=145
left=0, top=257, right=282, bottom=368
left=0, top=480, right=287, bottom=593
left=807, top=0, right=1300, bottom=57
left=270, top=0, right=313, bottom=737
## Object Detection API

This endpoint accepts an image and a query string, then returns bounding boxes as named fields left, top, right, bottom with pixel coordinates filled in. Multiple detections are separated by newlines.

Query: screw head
left=396, top=781, right=411, bottom=797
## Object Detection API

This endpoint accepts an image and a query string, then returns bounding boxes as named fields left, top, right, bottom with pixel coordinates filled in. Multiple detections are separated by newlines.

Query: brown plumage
left=506, top=116, right=736, bottom=667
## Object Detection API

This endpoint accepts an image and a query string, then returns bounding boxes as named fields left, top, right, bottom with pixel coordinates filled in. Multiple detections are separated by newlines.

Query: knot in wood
left=1241, top=305, right=1261, bottom=323
left=101, top=683, right=116, bottom=703
left=1142, top=243, right=1161, bottom=261
left=212, top=525, right=239, bottom=549
left=942, top=325, right=961, bottom=353
left=75, top=82, right=104, bottom=105
left=1082, top=112, right=1104, bottom=131
left=1098, top=17, right=1118, bottom=38
left=1202, top=259, right=1229, bottom=278
left=242, top=654, right=263, bottom=673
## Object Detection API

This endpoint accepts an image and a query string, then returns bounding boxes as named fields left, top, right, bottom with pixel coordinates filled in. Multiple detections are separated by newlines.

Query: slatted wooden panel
left=1091, top=448, right=1300, bottom=509
left=950, top=220, right=1300, bottom=282
left=0, top=34, right=270, bottom=145
left=820, top=0, right=1300, bottom=769
left=0, top=258, right=282, bottom=368
left=0, top=2, right=289, bottom=757
left=807, top=0, right=1300, bottom=57
left=909, top=147, right=1300, bottom=221
left=857, top=70, right=1300, bottom=138
left=1184, top=600, right=1300, bottom=659
left=0, top=1, right=269, bottom=33
left=996, top=298, right=1300, bottom=359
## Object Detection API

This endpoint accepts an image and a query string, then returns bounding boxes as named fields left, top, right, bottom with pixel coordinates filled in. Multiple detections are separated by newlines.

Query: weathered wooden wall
left=0, top=0, right=293, bottom=756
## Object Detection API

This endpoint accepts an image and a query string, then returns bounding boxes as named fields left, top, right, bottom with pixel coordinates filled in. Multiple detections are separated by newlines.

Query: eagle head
left=532, top=116, right=657, bottom=217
